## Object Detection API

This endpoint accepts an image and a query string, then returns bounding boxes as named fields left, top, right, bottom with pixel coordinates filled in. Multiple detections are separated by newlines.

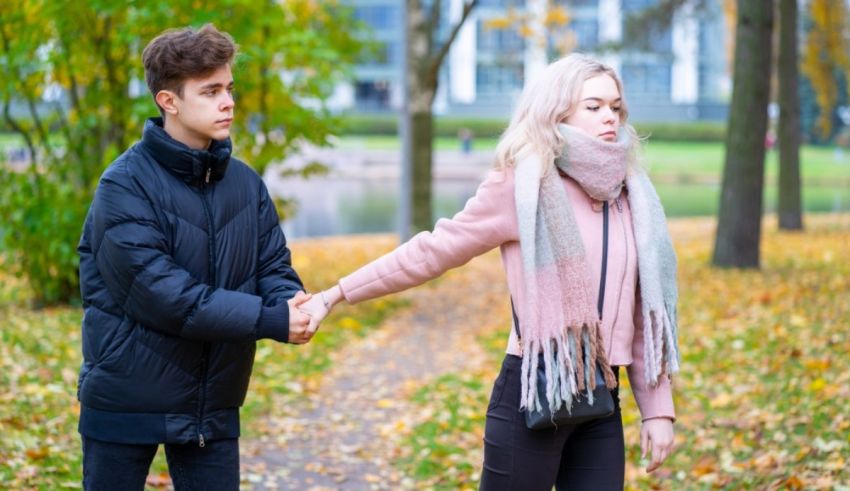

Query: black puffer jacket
left=77, top=118, right=302, bottom=445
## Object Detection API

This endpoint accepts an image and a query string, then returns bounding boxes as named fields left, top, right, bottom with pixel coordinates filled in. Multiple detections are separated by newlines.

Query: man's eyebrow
left=199, top=80, right=234, bottom=90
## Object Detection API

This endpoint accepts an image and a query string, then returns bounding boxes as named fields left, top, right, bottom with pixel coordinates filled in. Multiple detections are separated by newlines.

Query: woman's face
left=564, top=74, right=622, bottom=142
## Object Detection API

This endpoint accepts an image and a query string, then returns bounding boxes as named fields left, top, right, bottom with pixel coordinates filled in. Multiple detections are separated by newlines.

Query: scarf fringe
left=642, top=301, right=681, bottom=387
left=520, top=322, right=618, bottom=413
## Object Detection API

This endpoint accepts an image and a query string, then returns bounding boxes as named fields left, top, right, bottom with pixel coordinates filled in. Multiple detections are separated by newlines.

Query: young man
left=76, top=24, right=312, bottom=489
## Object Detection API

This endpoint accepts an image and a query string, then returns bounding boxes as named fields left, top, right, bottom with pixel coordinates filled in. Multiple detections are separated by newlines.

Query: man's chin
left=210, top=129, right=231, bottom=141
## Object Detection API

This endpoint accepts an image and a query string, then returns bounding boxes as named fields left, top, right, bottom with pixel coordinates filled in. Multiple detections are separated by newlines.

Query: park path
left=240, top=250, right=509, bottom=490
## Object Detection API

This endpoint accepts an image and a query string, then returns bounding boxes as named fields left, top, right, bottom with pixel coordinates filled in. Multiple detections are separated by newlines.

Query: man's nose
left=221, top=92, right=235, bottom=110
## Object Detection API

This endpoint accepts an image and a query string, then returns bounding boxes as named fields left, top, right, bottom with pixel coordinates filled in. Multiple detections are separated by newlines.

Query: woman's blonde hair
left=494, top=53, right=641, bottom=171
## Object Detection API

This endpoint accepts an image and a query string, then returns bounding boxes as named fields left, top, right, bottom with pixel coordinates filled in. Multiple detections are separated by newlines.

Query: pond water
left=267, top=173, right=850, bottom=239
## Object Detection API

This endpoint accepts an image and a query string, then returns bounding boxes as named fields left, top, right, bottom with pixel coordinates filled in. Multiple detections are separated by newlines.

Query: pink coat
left=339, top=167, right=675, bottom=422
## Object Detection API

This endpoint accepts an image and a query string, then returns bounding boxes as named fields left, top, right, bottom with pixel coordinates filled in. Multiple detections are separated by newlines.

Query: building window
left=358, top=42, right=394, bottom=66
left=571, top=18, right=598, bottom=49
left=621, top=0, right=672, bottom=53
left=621, top=0, right=657, bottom=13
left=354, top=5, right=399, bottom=30
left=478, top=22, right=524, bottom=52
left=476, top=63, right=524, bottom=95
left=620, top=63, right=671, bottom=102
left=355, top=80, right=391, bottom=110
left=479, top=0, right=526, bottom=7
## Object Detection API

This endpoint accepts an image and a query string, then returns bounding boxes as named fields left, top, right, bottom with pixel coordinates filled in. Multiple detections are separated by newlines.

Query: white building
left=333, top=0, right=731, bottom=122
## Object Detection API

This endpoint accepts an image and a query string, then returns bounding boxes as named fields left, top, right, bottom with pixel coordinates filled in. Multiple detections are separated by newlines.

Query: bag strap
left=512, top=200, right=610, bottom=341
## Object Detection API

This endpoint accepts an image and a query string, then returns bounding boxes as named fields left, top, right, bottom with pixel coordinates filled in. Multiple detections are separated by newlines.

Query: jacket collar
left=140, top=117, right=231, bottom=185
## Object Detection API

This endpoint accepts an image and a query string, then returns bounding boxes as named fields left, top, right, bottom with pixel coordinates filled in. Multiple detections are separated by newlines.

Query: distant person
left=300, top=53, right=680, bottom=490
left=459, top=127, right=473, bottom=154
left=765, top=128, right=777, bottom=151
left=76, top=24, right=314, bottom=490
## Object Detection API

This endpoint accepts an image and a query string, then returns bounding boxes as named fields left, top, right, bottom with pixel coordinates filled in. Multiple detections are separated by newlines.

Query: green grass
left=655, top=183, right=850, bottom=217
left=641, top=141, right=850, bottom=183
left=332, top=136, right=850, bottom=184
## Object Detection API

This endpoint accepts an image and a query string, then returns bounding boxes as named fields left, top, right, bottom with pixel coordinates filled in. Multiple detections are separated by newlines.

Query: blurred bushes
left=339, top=113, right=727, bottom=142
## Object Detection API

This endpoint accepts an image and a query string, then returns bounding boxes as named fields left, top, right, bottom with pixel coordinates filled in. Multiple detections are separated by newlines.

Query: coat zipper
left=197, top=167, right=216, bottom=447
left=597, top=201, right=609, bottom=319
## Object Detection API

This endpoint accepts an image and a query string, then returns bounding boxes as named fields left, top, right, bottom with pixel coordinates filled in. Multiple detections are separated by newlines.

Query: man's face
left=166, top=65, right=235, bottom=149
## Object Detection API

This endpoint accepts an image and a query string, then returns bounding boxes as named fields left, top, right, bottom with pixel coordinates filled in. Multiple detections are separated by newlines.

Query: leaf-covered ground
left=2, top=216, right=849, bottom=490
left=394, top=214, right=850, bottom=490
left=0, top=235, right=403, bottom=490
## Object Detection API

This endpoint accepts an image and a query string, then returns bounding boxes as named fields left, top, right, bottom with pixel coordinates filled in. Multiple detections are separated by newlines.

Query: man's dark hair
left=142, top=24, right=237, bottom=114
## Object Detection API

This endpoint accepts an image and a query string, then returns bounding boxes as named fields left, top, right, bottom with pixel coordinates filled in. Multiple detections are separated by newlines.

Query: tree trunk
left=403, top=0, right=436, bottom=236
left=777, top=0, right=803, bottom=230
left=401, top=0, right=476, bottom=237
left=712, top=0, right=775, bottom=268
left=411, top=110, right=435, bottom=232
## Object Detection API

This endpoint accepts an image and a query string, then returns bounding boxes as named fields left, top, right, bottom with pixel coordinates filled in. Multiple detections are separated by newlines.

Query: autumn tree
left=402, top=0, right=477, bottom=236
left=0, top=0, right=362, bottom=304
left=800, top=0, right=850, bottom=139
left=712, top=0, right=775, bottom=268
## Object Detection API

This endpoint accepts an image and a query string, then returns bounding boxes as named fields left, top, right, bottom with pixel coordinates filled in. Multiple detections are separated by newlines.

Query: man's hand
left=641, top=417, right=675, bottom=473
left=287, top=291, right=313, bottom=344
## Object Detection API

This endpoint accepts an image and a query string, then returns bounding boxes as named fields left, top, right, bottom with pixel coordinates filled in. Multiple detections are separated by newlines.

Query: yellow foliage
left=801, top=0, right=850, bottom=137
left=483, top=17, right=511, bottom=30
left=544, top=6, right=570, bottom=27
left=395, top=214, right=850, bottom=489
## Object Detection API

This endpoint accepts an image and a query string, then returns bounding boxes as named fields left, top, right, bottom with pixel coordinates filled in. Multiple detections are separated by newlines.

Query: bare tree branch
left=56, top=35, right=82, bottom=112
left=3, top=97, right=38, bottom=172
left=430, top=0, right=442, bottom=34
left=430, top=0, right=477, bottom=75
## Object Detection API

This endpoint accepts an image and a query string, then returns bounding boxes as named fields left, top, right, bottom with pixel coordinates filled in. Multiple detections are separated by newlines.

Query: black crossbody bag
left=514, top=201, right=616, bottom=430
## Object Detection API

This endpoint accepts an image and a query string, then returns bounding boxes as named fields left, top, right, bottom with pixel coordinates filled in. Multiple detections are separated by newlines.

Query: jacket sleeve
left=91, top=170, right=290, bottom=343
left=339, top=170, right=516, bottom=303
left=255, top=182, right=304, bottom=306
left=626, top=292, right=676, bottom=422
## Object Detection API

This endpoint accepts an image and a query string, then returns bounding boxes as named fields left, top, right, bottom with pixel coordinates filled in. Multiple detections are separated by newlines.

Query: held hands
left=641, top=417, right=675, bottom=473
left=287, top=291, right=314, bottom=344
left=298, top=287, right=340, bottom=335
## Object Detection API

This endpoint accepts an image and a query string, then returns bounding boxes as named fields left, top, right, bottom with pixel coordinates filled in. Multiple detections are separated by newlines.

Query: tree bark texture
left=712, top=0, right=775, bottom=268
left=777, top=0, right=803, bottom=230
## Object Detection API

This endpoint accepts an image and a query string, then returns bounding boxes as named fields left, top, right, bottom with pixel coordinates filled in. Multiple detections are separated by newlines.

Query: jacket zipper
left=197, top=167, right=216, bottom=447
left=597, top=201, right=609, bottom=319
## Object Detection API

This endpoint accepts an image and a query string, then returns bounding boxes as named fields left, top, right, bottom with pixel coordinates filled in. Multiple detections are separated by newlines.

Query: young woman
left=301, top=53, right=680, bottom=490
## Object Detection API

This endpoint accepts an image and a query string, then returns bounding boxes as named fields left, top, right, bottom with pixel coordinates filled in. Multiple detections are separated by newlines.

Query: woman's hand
left=299, top=286, right=344, bottom=335
left=298, top=295, right=330, bottom=335
left=641, top=417, right=675, bottom=473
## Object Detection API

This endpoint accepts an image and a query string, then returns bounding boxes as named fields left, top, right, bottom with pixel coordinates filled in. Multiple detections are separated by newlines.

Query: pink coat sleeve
left=626, top=294, right=677, bottom=422
left=339, top=170, right=516, bottom=304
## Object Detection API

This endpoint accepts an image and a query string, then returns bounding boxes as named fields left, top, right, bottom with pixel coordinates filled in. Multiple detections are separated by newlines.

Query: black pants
left=81, top=436, right=239, bottom=491
left=480, top=355, right=625, bottom=491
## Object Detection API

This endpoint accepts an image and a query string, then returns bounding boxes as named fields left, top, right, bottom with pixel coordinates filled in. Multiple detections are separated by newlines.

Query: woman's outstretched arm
left=300, top=169, right=517, bottom=333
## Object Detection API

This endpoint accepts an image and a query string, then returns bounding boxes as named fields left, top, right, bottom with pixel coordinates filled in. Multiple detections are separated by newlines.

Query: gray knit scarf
left=514, top=124, right=680, bottom=414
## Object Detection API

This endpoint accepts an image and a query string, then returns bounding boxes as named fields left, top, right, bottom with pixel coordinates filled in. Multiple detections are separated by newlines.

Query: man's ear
left=155, top=90, right=180, bottom=116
